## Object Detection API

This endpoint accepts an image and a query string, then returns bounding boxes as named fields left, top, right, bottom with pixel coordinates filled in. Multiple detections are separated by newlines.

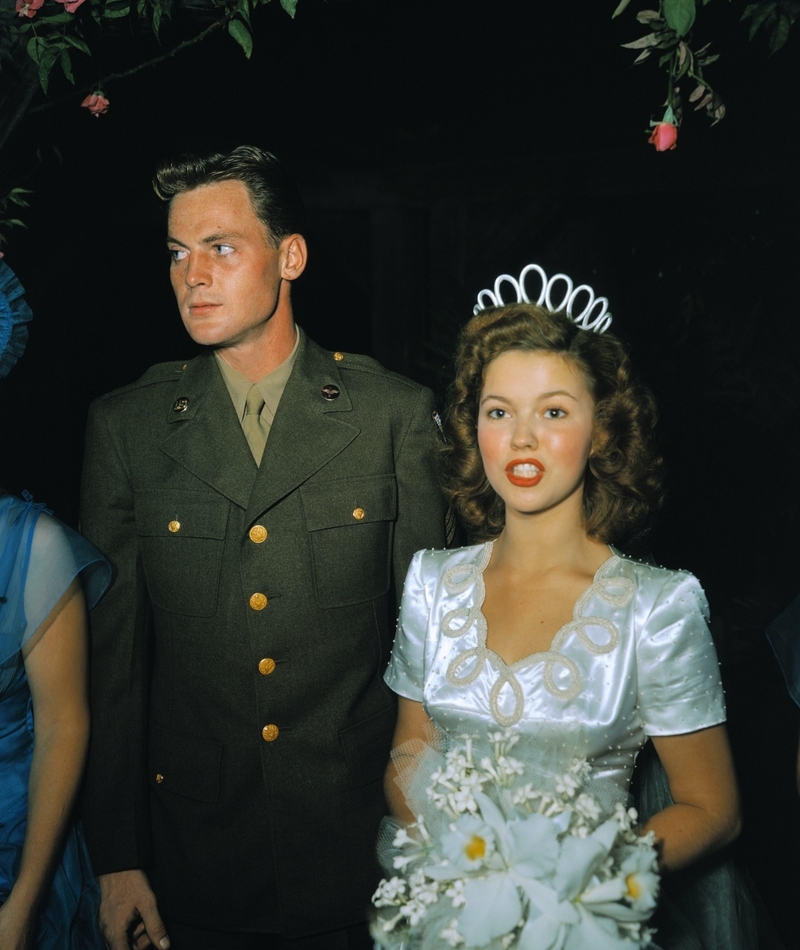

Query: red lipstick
left=505, top=458, right=544, bottom=487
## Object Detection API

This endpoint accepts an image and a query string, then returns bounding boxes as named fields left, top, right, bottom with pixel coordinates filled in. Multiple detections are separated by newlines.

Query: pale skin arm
left=0, top=581, right=90, bottom=950
left=644, top=724, right=741, bottom=873
left=384, top=697, right=435, bottom=825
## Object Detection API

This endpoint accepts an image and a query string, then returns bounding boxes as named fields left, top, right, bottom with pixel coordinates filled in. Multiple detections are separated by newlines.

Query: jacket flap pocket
left=134, top=489, right=229, bottom=540
left=148, top=722, right=223, bottom=803
left=300, top=475, right=397, bottom=532
left=339, top=704, right=397, bottom=789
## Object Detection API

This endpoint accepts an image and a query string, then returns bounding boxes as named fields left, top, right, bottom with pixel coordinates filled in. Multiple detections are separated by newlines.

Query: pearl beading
left=441, top=543, right=633, bottom=726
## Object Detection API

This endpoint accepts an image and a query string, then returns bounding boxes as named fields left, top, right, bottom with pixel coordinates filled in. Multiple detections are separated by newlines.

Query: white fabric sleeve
left=636, top=570, right=726, bottom=737
left=384, top=549, right=431, bottom=701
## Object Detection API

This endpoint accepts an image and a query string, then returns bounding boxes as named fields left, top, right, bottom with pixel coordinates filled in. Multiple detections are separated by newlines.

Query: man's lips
left=187, top=301, right=220, bottom=315
left=505, top=459, right=544, bottom=487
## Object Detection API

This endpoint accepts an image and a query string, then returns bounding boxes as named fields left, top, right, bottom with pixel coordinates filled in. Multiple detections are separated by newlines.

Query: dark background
left=2, top=0, right=799, bottom=942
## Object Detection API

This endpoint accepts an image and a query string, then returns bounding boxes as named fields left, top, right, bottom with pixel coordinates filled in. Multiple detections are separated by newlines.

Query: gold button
left=155, top=773, right=164, bottom=784
left=333, top=351, right=344, bottom=362
left=258, top=657, right=276, bottom=675
left=352, top=507, right=365, bottom=520
left=168, top=520, right=181, bottom=533
left=249, top=592, right=268, bottom=611
left=262, top=724, right=279, bottom=742
left=249, top=525, right=268, bottom=543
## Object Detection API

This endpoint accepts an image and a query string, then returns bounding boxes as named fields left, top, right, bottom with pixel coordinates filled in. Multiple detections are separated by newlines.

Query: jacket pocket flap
left=134, top=489, right=229, bottom=540
left=148, top=722, right=223, bottom=803
left=300, top=475, right=397, bottom=532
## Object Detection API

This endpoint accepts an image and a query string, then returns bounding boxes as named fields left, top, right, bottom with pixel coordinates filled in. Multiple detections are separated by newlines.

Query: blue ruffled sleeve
left=0, top=494, right=111, bottom=669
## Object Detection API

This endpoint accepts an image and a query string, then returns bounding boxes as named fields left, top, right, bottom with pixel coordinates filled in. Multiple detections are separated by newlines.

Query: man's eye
left=215, top=244, right=234, bottom=255
left=169, top=248, right=188, bottom=262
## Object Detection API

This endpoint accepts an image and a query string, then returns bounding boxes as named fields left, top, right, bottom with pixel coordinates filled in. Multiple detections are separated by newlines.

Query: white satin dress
left=385, top=542, right=726, bottom=794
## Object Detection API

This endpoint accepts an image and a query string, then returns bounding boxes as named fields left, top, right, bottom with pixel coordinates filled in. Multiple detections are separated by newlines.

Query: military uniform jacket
left=80, top=331, right=446, bottom=935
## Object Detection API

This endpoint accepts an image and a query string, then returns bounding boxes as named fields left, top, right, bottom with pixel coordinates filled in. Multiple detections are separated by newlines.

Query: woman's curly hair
left=442, top=303, right=664, bottom=550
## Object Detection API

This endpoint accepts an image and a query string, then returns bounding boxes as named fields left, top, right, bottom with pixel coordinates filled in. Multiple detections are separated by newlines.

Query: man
left=80, top=146, right=446, bottom=949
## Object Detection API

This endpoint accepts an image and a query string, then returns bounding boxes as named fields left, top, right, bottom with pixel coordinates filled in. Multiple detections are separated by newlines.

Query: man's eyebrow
left=165, top=231, right=246, bottom=246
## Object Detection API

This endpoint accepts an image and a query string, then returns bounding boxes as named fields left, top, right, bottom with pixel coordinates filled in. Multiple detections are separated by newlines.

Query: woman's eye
left=487, top=408, right=508, bottom=419
left=544, top=407, right=566, bottom=419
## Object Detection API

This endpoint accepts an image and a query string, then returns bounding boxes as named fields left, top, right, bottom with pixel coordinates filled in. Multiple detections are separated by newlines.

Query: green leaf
left=64, top=34, right=91, bottom=55
left=279, top=0, right=297, bottom=17
left=152, top=2, right=161, bottom=34
left=662, top=0, right=696, bottom=36
left=237, top=0, right=252, bottom=26
left=612, top=0, right=632, bottom=16
left=102, top=5, right=131, bottom=17
left=59, top=48, right=74, bottom=84
left=228, top=18, right=253, bottom=58
left=35, top=11, right=74, bottom=23
left=26, top=35, right=44, bottom=65
left=770, top=12, right=792, bottom=51
left=5, top=219, right=28, bottom=228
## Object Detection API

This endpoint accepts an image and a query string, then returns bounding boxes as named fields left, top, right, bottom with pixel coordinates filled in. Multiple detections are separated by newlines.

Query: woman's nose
left=511, top=420, right=538, bottom=449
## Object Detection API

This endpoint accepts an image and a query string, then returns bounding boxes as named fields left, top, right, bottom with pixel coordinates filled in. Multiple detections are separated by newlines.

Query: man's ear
left=280, top=234, right=308, bottom=281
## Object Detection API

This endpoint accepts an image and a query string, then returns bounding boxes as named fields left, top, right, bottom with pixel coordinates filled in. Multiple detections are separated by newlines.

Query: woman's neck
left=490, top=506, right=610, bottom=577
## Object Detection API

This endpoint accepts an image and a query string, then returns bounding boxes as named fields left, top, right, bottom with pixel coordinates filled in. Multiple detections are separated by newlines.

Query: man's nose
left=185, top=254, right=210, bottom=287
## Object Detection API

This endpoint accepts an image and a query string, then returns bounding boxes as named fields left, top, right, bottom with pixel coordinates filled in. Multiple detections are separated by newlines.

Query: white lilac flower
left=372, top=876, right=407, bottom=907
left=440, top=918, right=466, bottom=947
left=445, top=878, right=467, bottom=908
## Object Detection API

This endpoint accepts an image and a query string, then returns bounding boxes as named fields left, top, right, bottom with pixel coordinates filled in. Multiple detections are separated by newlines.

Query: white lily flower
left=441, top=814, right=497, bottom=871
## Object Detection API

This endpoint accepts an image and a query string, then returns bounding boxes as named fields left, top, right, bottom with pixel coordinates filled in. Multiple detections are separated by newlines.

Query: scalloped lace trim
left=441, top=542, right=633, bottom=726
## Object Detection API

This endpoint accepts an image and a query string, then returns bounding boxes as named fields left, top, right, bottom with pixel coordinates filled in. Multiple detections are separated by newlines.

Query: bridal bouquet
left=372, top=732, right=659, bottom=950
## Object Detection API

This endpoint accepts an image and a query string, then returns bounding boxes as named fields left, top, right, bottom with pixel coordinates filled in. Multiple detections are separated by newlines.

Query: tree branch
left=28, top=8, right=237, bottom=116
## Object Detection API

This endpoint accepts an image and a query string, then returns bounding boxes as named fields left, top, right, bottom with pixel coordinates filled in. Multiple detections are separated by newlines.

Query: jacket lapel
left=159, top=352, right=257, bottom=509
left=245, top=332, right=359, bottom=521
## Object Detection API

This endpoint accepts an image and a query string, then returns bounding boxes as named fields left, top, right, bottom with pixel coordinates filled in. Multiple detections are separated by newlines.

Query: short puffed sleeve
left=635, top=570, right=726, bottom=736
left=1, top=495, right=111, bottom=669
left=384, top=549, right=431, bottom=701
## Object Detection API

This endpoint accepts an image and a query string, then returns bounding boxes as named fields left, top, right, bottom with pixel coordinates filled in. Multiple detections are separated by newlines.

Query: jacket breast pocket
left=300, top=475, right=397, bottom=609
left=134, top=489, right=229, bottom=617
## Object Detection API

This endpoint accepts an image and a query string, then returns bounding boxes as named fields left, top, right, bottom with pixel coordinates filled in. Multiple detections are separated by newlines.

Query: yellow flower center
left=626, top=873, right=642, bottom=899
left=464, top=835, right=486, bottom=861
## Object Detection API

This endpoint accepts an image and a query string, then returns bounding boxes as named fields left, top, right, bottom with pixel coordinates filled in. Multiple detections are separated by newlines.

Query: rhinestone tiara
left=474, top=263, right=613, bottom=333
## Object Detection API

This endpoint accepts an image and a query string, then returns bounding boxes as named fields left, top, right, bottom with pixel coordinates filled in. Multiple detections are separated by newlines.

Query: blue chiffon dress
left=0, top=493, right=111, bottom=948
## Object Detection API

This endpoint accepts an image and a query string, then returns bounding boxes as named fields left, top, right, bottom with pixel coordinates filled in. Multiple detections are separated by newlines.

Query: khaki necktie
left=243, top=385, right=268, bottom=464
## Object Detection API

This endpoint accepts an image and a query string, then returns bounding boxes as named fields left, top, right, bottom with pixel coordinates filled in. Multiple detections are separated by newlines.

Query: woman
left=382, top=303, right=741, bottom=941
left=0, top=260, right=111, bottom=949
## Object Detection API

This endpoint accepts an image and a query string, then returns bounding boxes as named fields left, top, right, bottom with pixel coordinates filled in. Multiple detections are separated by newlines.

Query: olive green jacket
left=80, top=331, right=446, bottom=935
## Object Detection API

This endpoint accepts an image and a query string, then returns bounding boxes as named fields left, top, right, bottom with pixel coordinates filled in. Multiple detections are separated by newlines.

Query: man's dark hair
left=153, top=145, right=306, bottom=247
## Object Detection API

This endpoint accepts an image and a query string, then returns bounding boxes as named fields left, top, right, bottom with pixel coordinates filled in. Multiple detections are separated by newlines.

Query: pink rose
left=54, top=0, right=86, bottom=10
left=15, top=0, right=44, bottom=17
left=81, top=93, right=110, bottom=117
left=648, top=122, right=678, bottom=151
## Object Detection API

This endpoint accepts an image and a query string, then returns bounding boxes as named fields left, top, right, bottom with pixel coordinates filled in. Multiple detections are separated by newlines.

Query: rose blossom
left=54, top=0, right=86, bottom=10
left=15, top=0, right=44, bottom=17
left=648, top=122, right=678, bottom=151
left=81, top=93, right=110, bottom=117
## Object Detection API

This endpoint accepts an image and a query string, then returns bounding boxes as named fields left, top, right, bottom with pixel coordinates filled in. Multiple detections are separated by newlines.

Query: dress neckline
left=477, top=540, right=618, bottom=669
left=440, top=542, right=634, bottom=725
